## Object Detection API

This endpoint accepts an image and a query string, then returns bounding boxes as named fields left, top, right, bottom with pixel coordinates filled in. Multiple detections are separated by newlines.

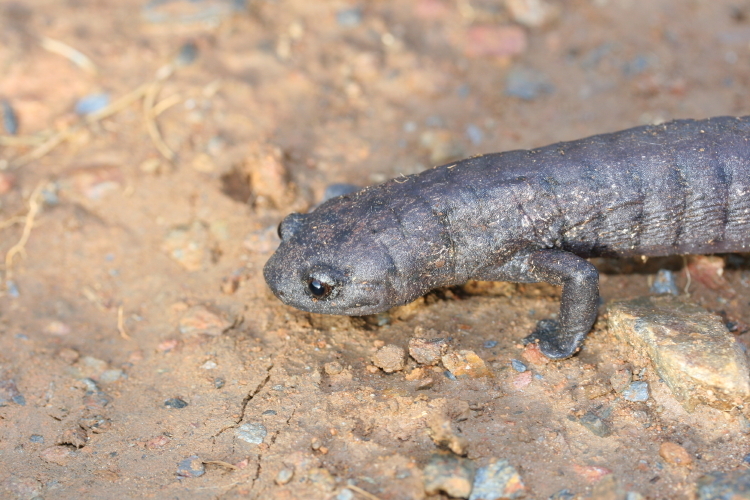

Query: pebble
left=695, top=469, right=750, bottom=499
left=483, top=340, right=498, bottom=349
left=443, top=350, right=493, bottom=379
left=578, top=411, right=611, bottom=438
left=590, top=474, right=626, bottom=500
left=609, top=368, right=632, bottom=393
left=572, top=464, right=612, bottom=484
left=145, top=435, right=170, bottom=449
left=179, top=305, right=233, bottom=336
left=60, top=427, right=88, bottom=448
left=74, top=93, right=110, bottom=116
left=622, top=381, right=649, bottom=402
left=176, top=455, right=205, bottom=478
left=512, top=370, right=533, bottom=389
left=241, top=144, right=296, bottom=209
left=505, top=67, right=554, bottom=100
left=409, top=334, right=450, bottom=365
left=236, top=422, right=267, bottom=445
left=40, top=445, right=77, bottom=466
left=162, top=222, right=212, bottom=271
left=505, top=0, right=559, bottom=28
left=423, top=454, right=475, bottom=499
left=466, top=124, right=484, bottom=145
left=0, top=377, right=24, bottom=406
left=2, top=477, right=42, bottom=499
left=307, top=468, right=336, bottom=492
left=324, top=361, right=344, bottom=375
left=521, top=343, right=550, bottom=365
left=469, top=458, right=526, bottom=500
left=465, top=25, right=527, bottom=59
left=143, top=0, right=245, bottom=24
left=510, top=359, right=527, bottom=373
left=29, top=434, right=44, bottom=443
left=175, top=41, right=199, bottom=66
left=650, top=269, right=679, bottom=295
left=79, top=415, right=112, bottom=434
left=1, top=99, right=18, bottom=135
left=609, top=295, right=750, bottom=411
left=659, top=442, right=693, bottom=467
left=548, top=489, right=575, bottom=500
left=275, top=467, right=294, bottom=485
left=687, top=255, right=735, bottom=295
left=427, top=414, right=468, bottom=456
left=372, top=344, right=406, bottom=373
left=62, top=164, right=123, bottom=200
left=419, top=130, right=466, bottom=164
left=336, top=7, right=363, bottom=27
left=336, top=489, right=354, bottom=500
left=164, top=397, right=188, bottom=409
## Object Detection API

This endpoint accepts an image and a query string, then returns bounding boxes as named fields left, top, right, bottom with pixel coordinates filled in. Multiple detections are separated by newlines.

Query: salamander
left=264, top=116, right=750, bottom=359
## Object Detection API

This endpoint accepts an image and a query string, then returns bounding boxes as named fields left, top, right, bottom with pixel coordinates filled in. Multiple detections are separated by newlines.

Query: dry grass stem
left=39, top=36, right=98, bottom=75
left=4, top=181, right=46, bottom=283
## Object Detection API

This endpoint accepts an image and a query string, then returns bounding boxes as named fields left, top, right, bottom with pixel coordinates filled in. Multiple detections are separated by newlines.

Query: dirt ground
left=2, top=0, right=750, bottom=499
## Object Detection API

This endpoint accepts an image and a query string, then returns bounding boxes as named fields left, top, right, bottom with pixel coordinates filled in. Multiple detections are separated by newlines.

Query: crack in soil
left=237, top=363, right=273, bottom=424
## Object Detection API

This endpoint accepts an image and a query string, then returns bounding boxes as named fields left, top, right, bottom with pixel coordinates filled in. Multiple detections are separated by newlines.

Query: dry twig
left=39, top=36, right=98, bottom=75
left=117, top=305, right=132, bottom=340
left=347, top=484, right=383, bottom=500
left=5, top=181, right=46, bottom=285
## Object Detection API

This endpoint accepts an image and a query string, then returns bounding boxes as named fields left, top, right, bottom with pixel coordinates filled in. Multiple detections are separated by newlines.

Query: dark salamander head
left=263, top=195, right=414, bottom=316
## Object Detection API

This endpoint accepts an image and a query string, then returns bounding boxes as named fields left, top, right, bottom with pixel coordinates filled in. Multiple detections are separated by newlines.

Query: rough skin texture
left=264, top=116, right=750, bottom=359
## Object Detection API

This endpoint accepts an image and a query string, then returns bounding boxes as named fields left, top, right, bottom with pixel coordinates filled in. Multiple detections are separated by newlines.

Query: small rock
left=579, top=411, right=611, bottom=438
left=145, top=435, right=170, bottom=449
left=659, top=442, right=693, bottom=467
left=419, top=130, right=466, bottom=164
left=650, top=269, right=679, bottom=295
left=0, top=172, right=15, bottom=195
left=521, top=343, right=549, bottom=365
left=372, top=344, right=407, bottom=373
left=79, top=415, right=112, bottom=434
left=512, top=370, right=533, bottom=389
left=548, top=489, right=576, bottom=500
left=1, top=99, right=18, bottom=135
left=99, top=369, right=123, bottom=383
left=40, top=445, right=76, bottom=466
left=29, top=434, right=44, bottom=443
left=465, top=25, right=527, bottom=59
left=307, top=468, right=336, bottom=492
left=324, top=361, right=344, bottom=375
left=0, top=378, right=24, bottom=407
left=162, top=222, right=213, bottom=271
left=60, top=427, right=87, bottom=448
left=276, top=467, right=294, bottom=485
left=336, top=7, right=362, bottom=27
left=622, top=381, right=649, bottom=402
left=176, top=455, right=205, bottom=478
left=44, top=320, right=71, bottom=336
left=2, top=476, right=42, bottom=499
left=179, top=305, right=232, bottom=336
left=572, top=464, right=612, bottom=484
left=442, top=350, right=492, bottom=379
left=510, top=359, right=527, bottom=372
left=505, top=0, right=559, bottom=28
left=236, top=422, right=267, bottom=445
left=469, top=458, right=526, bottom=500
left=687, top=255, right=735, bottom=296
left=409, top=334, right=450, bottom=365
left=609, top=368, right=632, bottom=393
left=695, top=469, right=750, bottom=499
left=423, top=454, right=475, bottom=498
left=240, top=144, right=296, bottom=209
left=62, top=164, right=123, bottom=200
left=609, top=295, right=750, bottom=411
left=337, top=489, right=355, bottom=500
left=591, top=474, right=626, bottom=500
left=74, top=93, right=110, bottom=115
left=506, top=67, right=554, bottom=100
left=164, top=397, right=188, bottom=409
left=427, top=414, right=468, bottom=456
left=584, top=382, right=611, bottom=400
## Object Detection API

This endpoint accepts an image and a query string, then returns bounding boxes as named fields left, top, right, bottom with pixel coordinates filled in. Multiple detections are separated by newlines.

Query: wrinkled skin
left=264, top=116, right=750, bottom=358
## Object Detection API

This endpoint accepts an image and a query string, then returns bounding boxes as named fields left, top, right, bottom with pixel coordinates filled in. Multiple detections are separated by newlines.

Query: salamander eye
left=307, top=278, right=333, bottom=299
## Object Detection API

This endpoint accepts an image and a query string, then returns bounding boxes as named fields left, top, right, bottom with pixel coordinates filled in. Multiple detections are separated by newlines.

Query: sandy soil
left=1, top=0, right=750, bottom=499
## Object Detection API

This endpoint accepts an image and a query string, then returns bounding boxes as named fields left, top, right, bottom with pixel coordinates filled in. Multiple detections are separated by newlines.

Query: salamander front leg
left=522, top=250, right=600, bottom=359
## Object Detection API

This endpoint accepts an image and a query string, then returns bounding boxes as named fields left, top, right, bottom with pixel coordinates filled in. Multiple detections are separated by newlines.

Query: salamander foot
left=522, top=319, right=582, bottom=360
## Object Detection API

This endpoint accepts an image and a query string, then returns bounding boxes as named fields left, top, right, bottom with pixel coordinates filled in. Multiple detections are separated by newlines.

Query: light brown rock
left=659, top=442, right=693, bottom=467
left=608, top=295, right=750, bottom=411
left=442, top=350, right=492, bottom=379
left=372, top=345, right=406, bottom=373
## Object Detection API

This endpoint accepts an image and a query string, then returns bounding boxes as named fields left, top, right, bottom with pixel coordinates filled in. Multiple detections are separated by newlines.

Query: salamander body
left=264, top=116, right=750, bottom=358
